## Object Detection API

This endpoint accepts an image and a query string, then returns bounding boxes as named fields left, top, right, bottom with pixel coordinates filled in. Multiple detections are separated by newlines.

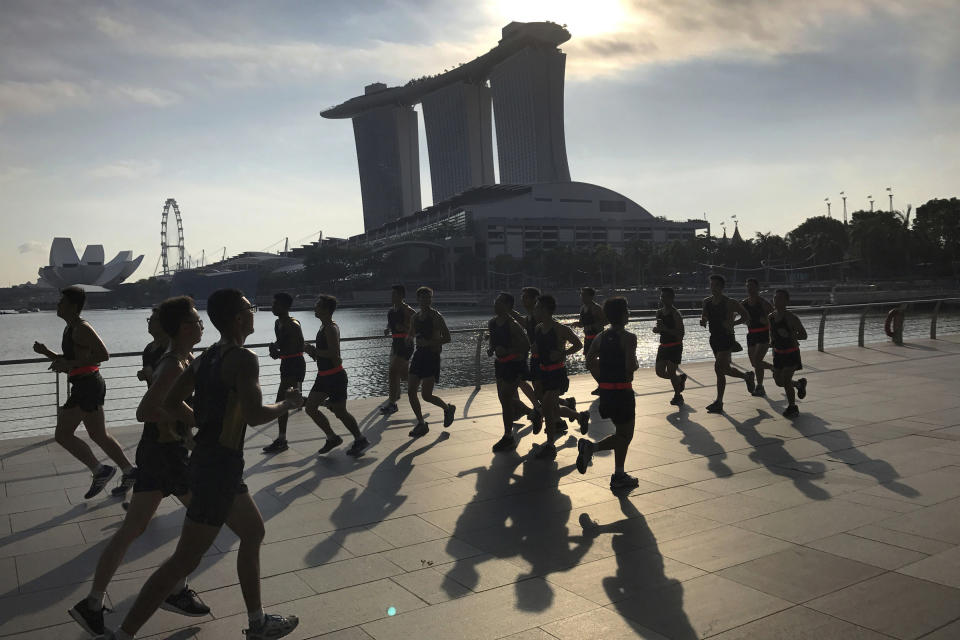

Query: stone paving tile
left=657, top=525, right=796, bottom=572
left=807, top=572, right=960, bottom=640
left=716, top=547, right=884, bottom=603
left=708, top=605, right=890, bottom=639
left=736, top=499, right=898, bottom=544
left=389, top=566, right=472, bottom=603
left=611, top=573, right=792, bottom=640
left=361, top=578, right=597, bottom=640
left=3, top=341, right=960, bottom=639
left=542, top=607, right=670, bottom=639
left=918, top=619, right=960, bottom=640
left=295, top=553, right=405, bottom=594
left=806, top=532, right=930, bottom=570
left=896, top=545, right=960, bottom=589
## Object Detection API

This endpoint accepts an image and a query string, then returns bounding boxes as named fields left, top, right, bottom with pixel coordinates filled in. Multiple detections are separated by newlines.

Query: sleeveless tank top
left=580, top=305, right=602, bottom=335
left=597, top=329, right=629, bottom=383
left=488, top=318, right=511, bottom=350
left=706, top=298, right=728, bottom=336
left=413, top=312, right=440, bottom=352
left=275, top=318, right=304, bottom=356
left=771, top=315, right=794, bottom=352
left=193, top=343, right=245, bottom=451
left=656, top=309, right=678, bottom=345
left=62, top=321, right=92, bottom=362
left=315, top=326, right=336, bottom=371
left=743, top=298, right=768, bottom=330
left=387, top=307, right=407, bottom=335
left=536, top=324, right=561, bottom=366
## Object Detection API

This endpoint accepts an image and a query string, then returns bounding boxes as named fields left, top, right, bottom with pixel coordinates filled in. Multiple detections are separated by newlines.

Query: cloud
left=89, top=160, right=161, bottom=180
left=18, top=241, right=45, bottom=254
left=112, top=86, right=181, bottom=107
left=0, top=80, right=90, bottom=119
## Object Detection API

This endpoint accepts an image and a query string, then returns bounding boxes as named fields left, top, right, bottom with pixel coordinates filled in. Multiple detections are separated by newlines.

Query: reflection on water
left=1, top=307, right=958, bottom=439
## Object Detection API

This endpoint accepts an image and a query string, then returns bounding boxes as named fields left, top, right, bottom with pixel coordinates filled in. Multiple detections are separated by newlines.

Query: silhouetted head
left=272, top=292, right=293, bottom=316
left=603, top=297, right=629, bottom=327
left=58, top=286, right=86, bottom=318
left=159, top=296, right=202, bottom=346
left=207, top=289, right=254, bottom=338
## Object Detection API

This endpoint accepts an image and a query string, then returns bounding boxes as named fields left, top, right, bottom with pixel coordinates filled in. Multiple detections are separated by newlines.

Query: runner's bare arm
left=234, top=349, right=302, bottom=426
left=32, top=341, right=58, bottom=359
left=597, top=304, right=608, bottom=327
left=562, top=324, right=584, bottom=356
left=731, top=300, right=749, bottom=330
left=137, top=358, right=184, bottom=423
left=585, top=330, right=601, bottom=373
left=790, top=313, right=808, bottom=341
left=700, top=299, right=709, bottom=327
left=673, top=309, right=686, bottom=340
left=626, top=332, right=639, bottom=373
left=436, top=312, right=452, bottom=346
left=161, top=363, right=197, bottom=429
left=508, top=319, right=529, bottom=356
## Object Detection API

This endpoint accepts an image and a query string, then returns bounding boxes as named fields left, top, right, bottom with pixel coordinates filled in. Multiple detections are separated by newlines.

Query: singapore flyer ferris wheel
left=160, top=197, right=186, bottom=276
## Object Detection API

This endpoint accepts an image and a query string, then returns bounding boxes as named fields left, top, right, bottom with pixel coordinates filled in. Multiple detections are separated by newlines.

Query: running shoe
left=69, top=598, right=108, bottom=636
left=590, top=387, right=600, bottom=396
left=531, top=409, right=543, bottom=435
left=610, top=471, right=640, bottom=493
left=576, top=438, right=594, bottom=474
left=796, top=378, right=807, bottom=400
left=705, top=401, right=724, bottom=414
left=262, top=438, right=289, bottom=454
left=110, top=468, right=137, bottom=497
left=783, top=404, right=799, bottom=418
left=669, top=393, right=684, bottom=406
left=577, top=411, right=590, bottom=435
left=492, top=435, right=517, bottom=453
left=346, top=437, right=370, bottom=457
left=678, top=373, right=688, bottom=392
left=379, top=402, right=399, bottom=415
left=561, top=397, right=577, bottom=409
left=443, top=404, right=456, bottom=428
left=555, top=421, right=568, bottom=437
left=84, top=465, right=116, bottom=500
left=317, top=435, right=343, bottom=454
left=160, top=586, right=210, bottom=617
left=409, top=421, right=429, bottom=438
left=244, top=613, right=299, bottom=640
left=744, top=371, right=756, bottom=395
left=533, top=442, right=557, bottom=460
left=752, top=384, right=766, bottom=398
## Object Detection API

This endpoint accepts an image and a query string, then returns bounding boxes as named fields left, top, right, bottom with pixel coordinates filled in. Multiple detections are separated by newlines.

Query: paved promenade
left=2, top=337, right=960, bottom=639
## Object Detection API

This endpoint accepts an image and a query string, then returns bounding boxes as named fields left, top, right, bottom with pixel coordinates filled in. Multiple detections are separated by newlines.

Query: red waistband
left=391, top=333, right=408, bottom=339
left=659, top=341, right=682, bottom=348
left=584, top=333, right=598, bottom=339
left=598, top=382, right=632, bottom=390
left=316, top=365, right=345, bottom=376
left=529, top=354, right=539, bottom=360
left=748, top=327, right=770, bottom=334
left=496, top=353, right=521, bottom=363
left=540, top=362, right=566, bottom=372
left=279, top=352, right=303, bottom=360
left=68, top=365, right=99, bottom=377
left=774, top=346, right=799, bottom=354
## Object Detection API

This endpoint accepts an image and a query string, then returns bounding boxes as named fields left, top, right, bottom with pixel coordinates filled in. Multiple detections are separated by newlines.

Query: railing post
left=931, top=300, right=942, bottom=340
left=474, top=329, right=485, bottom=390
left=818, top=309, right=827, bottom=352
left=858, top=306, right=869, bottom=347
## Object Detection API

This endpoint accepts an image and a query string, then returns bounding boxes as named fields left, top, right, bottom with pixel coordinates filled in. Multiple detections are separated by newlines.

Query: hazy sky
left=1, top=0, right=958, bottom=286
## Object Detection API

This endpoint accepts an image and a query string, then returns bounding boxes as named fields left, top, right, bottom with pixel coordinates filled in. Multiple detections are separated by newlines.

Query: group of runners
left=32, top=278, right=808, bottom=639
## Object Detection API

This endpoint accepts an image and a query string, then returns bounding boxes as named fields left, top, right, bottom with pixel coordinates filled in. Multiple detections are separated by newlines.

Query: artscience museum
left=38, top=238, right=143, bottom=290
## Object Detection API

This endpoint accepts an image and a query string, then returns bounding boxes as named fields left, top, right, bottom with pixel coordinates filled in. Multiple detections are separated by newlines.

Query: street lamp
left=840, top=191, right=847, bottom=225
left=886, top=186, right=893, bottom=212
left=868, top=195, right=874, bottom=212
left=824, top=197, right=831, bottom=218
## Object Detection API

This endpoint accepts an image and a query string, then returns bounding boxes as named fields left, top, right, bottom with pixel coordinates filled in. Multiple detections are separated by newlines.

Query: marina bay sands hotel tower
left=322, top=22, right=572, bottom=231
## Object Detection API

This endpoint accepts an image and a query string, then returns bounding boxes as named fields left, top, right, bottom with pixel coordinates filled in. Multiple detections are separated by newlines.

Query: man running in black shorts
left=305, top=295, right=369, bottom=457
left=70, top=297, right=209, bottom=637
left=573, top=286, right=607, bottom=395
left=379, top=284, right=415, bottom=416
left=33, top=286, right=135, bottom=499
left=770, top=289, right=808, bottom=417
left=103, top=289, right=301, bottom=640
left=488, top=292, right=531, bottom=453
left=700, top=275, right=755, bottom=413
left=653, top=287, right=687, bottom=406
left=577, top=297, right=641, bottom=493
left=531, top=294, right=586, bottom=460
left=738, top=278, right=774, bottom=397
left=407, top=287, right=455, bottom=437
left=521, top=287, right=579, bottom=434
left=264, top=292, right=305, bottom=453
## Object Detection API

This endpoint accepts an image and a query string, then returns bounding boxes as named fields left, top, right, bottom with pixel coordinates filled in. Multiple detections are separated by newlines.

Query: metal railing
left=1, top=298, right=957, bottom=440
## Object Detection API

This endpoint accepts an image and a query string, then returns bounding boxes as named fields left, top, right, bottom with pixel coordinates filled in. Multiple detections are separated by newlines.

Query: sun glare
left=493, top=0, right=627, bottom=38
